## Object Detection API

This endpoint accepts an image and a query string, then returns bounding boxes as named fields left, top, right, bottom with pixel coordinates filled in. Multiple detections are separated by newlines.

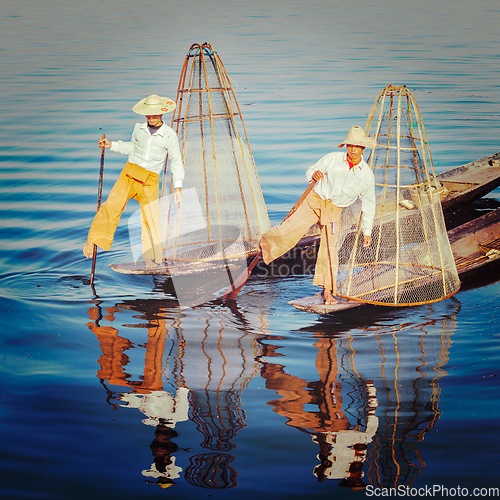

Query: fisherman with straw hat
left=260, top=125, right=376, bottom=305
left=83, top=95, right=184, bottom=266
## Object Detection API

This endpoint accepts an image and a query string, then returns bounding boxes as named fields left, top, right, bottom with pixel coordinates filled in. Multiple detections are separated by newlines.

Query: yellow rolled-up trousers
left=260, top=190, right=343, bottom=293
left=87, top=162, right=162, bottom=263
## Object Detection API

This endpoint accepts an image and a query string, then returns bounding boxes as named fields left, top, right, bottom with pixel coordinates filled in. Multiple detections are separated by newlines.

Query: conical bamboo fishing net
left=161, top=42, right=270, bottom=268
left=336, top=85, right=460, bottom=306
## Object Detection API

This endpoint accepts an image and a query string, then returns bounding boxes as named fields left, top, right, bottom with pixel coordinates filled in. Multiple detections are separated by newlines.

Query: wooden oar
left=90, top=134, right=106, bottom=287
left=222, top=179, right=318, bottom=301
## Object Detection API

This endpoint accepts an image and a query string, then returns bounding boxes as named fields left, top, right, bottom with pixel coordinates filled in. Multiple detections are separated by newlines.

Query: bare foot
left=83, top=240, right=94, bottom=258
left=323, top=289, right=338, bottom=305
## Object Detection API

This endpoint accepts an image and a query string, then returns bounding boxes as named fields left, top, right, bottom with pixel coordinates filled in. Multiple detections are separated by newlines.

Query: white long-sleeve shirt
left=306, top=151, right=376, bottom=236
left=110, top=122, right=185, bottom=188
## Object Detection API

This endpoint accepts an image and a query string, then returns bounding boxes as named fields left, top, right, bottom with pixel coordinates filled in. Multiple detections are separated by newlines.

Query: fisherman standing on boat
left=83, top=95, right=184, bottom=266
left=260, top=126, right=376, bottom=305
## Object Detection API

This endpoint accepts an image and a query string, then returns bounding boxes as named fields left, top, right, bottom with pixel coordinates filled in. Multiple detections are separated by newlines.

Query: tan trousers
left=87, top=162, right=162, bottom=263
left=260, top=190, right=343, bottom=293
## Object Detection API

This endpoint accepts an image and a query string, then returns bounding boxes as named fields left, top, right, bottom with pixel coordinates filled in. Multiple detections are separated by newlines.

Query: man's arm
left=105, top=124, right=139, bottom=156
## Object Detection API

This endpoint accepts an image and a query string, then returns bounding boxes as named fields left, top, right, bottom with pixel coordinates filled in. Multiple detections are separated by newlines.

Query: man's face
left=146, top=114, right=163, bottom=127
left=346, top=144, right=365, bottom=165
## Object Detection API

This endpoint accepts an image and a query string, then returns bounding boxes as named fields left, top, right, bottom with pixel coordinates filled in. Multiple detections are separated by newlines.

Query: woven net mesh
left=161, top=43, right=270, bottom=265
left=336, top=85, right=460, bottom=306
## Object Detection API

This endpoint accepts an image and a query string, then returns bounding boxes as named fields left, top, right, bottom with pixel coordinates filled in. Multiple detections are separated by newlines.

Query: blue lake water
left=1, top=1, right=500, bottom=498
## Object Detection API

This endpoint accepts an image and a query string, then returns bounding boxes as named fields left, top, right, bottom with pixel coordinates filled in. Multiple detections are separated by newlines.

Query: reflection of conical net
left=185, top=453, right=237, bottom=489
left=361, top=312, right=455, bottom=488
left=337, top=85, right=460, bottom=306
left=162, top=42, right=270, bottom=264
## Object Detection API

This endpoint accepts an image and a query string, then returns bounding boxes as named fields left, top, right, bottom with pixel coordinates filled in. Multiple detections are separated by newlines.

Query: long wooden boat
left=290, top=208, right=500, bottom=314
left=110, top=152, right=500, bottom=276
left=436, top=152, right=500, bottom=211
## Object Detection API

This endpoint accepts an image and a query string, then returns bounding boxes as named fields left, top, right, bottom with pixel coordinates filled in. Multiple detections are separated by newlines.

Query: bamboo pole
left=90, top=134, right=105, bottom=287
left=165, top=43, right=200, bottom=259
left=200, top=45, right=221, bottom=244
left=394, top=88, right=402, bottom=304
left=222, top=179, right=318, bottom=301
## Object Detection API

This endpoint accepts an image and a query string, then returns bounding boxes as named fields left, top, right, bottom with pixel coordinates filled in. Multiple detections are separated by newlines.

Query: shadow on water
left=83, top=279, right=465, bottom=493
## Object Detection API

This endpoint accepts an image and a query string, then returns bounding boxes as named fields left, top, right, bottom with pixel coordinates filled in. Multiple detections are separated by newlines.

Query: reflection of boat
left=290, top=208, right=500, bottom=314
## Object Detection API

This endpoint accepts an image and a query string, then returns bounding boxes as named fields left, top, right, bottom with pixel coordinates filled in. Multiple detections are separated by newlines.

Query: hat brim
left=132, top=97, right=176, bottom=115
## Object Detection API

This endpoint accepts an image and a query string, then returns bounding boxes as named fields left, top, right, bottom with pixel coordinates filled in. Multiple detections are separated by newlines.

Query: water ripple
left=0, top=270, right=92, bottom=300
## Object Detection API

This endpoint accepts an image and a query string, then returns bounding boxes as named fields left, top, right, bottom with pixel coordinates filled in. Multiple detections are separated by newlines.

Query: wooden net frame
left=160, top=42, right=270, bottom=265
left=336, top=85, right=460, bottom=306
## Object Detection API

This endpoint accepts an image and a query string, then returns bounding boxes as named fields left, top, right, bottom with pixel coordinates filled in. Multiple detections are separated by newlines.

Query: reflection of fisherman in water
left=259, top=337, right=378, bottom=488
left=86, top=300, right=190, bottom=487
left=313, top=380, right=378, bottom=487
left=143, top=425, right=182, bottom=488
left=118, top=386, right=189, bottom=484
left=118, top=387, right=189, bottom=427
left=87, top=299, right=260, bottom=490
left=291, top=303, right=458, bottom=490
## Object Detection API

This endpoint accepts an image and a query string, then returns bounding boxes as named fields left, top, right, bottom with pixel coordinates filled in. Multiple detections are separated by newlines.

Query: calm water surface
left=1, top=1, right=500, bottom=499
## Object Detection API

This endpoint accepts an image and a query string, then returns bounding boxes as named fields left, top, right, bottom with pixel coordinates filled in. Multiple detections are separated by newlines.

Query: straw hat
left=338, top=125, right=376, bottom=149
left=132, top=95, right=176, bottom=115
